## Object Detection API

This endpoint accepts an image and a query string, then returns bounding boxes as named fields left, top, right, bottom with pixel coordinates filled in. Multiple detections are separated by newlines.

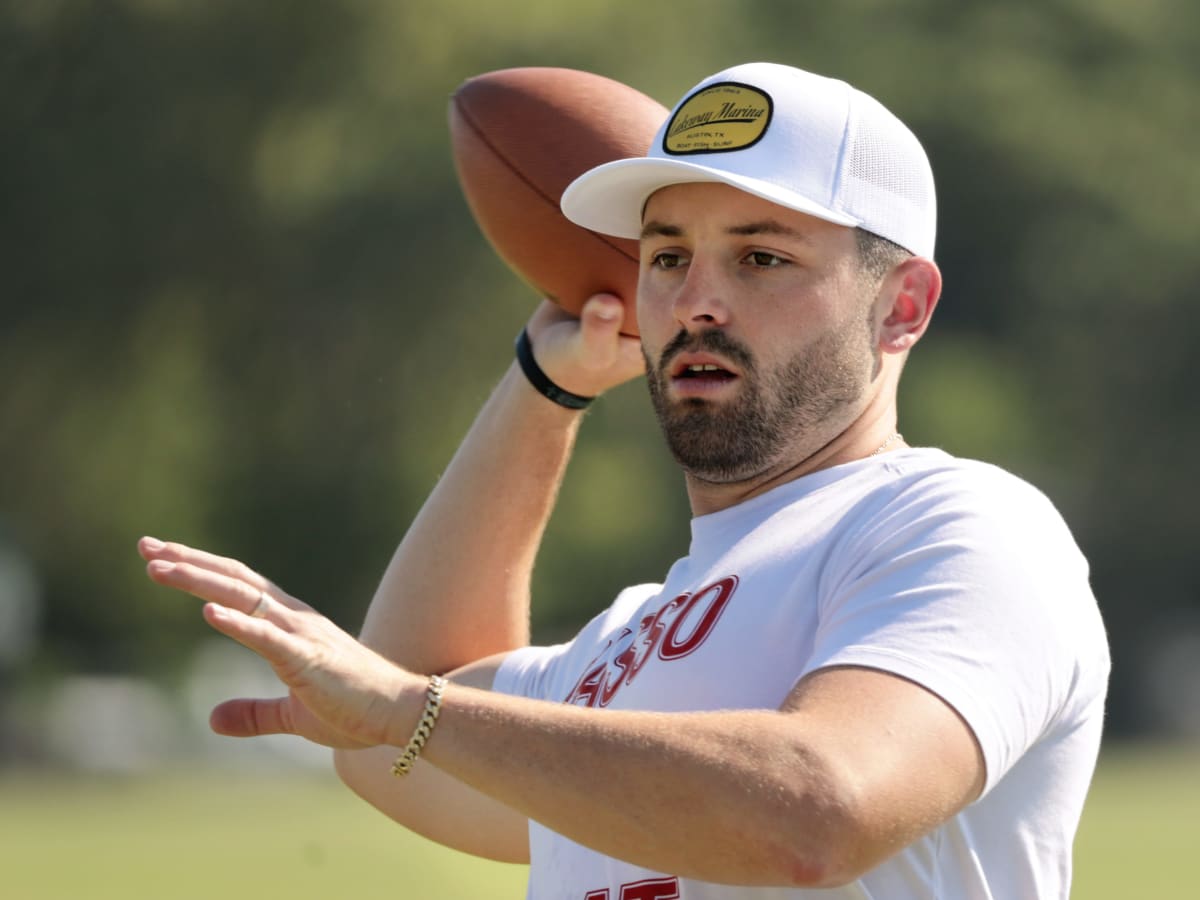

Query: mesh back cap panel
left=837, top=90, right=937, bottom=259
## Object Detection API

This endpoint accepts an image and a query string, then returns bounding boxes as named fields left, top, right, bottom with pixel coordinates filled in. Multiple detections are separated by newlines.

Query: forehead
left=641, top=182, right=853, bottom=246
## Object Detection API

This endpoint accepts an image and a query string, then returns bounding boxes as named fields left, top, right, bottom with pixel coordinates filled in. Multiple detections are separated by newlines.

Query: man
left=140, top=62, right=1110, bottom=898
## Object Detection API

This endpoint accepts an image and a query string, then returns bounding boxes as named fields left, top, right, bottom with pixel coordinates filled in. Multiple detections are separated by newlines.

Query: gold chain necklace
left=871, top=432, right=903, bottom=456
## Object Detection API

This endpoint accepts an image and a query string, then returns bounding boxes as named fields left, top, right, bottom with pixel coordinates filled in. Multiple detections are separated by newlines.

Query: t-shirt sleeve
left=493, top=642, right=568, bottom=701
left=494, top=583, right=665, bottom=703
left=801, top=466, right=1102, bottom=797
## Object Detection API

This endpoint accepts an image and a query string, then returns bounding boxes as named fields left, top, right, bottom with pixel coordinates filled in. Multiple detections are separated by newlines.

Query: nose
left=671, top=260, right=730, bottom=330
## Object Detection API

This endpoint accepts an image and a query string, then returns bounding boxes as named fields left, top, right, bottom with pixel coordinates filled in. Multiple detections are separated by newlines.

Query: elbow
left=781, top=849, right=871, bottom=891
left=770, top=840, right=870, bottom=889
left=768, top=781, right=882, bottom=889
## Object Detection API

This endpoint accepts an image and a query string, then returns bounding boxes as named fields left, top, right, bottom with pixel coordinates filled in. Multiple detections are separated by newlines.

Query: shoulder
left=846, top=449, right=1080, bottom=550
left=738, top=449, right=1087, bottom=586
left=807, top=451, right=1110, bottom=793
left=883, top=448, right=1062, bottom=509
left=818, top=448, right=1105, bottom=676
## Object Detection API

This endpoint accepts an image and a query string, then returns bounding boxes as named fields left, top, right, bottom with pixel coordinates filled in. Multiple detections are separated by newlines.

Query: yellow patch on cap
left=663, top=82, right=773, bottom=155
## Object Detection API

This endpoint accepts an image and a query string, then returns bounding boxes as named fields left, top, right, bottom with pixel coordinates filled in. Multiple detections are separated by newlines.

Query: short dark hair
left=855, top=229, right=911, bottom=282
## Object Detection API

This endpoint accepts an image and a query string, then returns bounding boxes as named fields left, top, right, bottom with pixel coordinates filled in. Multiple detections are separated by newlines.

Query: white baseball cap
left=561, top=62, right=937, bottom=259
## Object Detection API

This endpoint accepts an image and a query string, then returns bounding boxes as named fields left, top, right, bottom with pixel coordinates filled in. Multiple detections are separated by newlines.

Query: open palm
left=138, top=537, right=420, bottom=750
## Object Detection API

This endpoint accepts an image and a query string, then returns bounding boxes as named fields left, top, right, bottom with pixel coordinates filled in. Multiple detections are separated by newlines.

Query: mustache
left=656, top=329, right=755, bottom=376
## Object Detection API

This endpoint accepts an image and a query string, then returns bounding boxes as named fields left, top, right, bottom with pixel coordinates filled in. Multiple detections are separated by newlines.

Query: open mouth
left=675, top=363, right=737, bottom=382
left=665, top=354, right=741, bottom=398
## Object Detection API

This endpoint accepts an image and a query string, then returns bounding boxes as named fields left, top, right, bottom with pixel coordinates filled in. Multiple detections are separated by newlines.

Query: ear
left=877, top=257, right=941, bottom=355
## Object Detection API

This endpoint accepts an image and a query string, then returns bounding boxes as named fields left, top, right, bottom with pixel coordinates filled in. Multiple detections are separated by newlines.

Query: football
left=448, top=67, right=667, bottom=335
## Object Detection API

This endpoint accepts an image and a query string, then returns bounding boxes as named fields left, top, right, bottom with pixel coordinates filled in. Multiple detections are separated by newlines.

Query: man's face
left=637, top=183, right=881, bottom=484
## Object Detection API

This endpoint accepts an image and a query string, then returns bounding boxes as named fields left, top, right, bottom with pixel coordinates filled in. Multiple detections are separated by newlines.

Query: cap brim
left=561, top=157, right=860, bottom=240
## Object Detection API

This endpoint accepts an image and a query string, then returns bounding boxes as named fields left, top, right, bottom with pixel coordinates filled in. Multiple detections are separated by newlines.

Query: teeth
left=687, top=364, right=721, bottom=372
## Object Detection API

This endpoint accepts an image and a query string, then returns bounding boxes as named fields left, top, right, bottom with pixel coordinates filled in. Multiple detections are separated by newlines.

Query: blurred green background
left=1, top=0, right=1197, bottom=895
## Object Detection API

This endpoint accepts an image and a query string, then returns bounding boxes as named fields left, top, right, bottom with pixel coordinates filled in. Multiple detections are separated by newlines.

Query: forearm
left=418, top=686, right=858, bottom=887
left=360, top=362, right=585, bottom=673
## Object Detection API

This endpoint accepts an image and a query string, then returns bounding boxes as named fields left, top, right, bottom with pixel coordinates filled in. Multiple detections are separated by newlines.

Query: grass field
left=1071, top=742, right=1196, bottom=897
left=1, top=741, right=1194, bottom=898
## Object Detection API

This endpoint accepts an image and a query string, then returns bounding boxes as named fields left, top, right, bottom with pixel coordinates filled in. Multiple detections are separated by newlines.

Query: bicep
left=781, top=665, right=984, bottom=869
left=334, top=653, right=530, bottom=863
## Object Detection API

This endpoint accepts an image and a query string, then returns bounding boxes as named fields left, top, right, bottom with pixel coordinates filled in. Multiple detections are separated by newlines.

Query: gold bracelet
left=391, top=674, right=448, bottom=777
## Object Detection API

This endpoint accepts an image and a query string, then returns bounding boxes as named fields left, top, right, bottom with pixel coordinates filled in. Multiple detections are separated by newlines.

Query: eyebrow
left=640, top=221, right=682, bottom=240
left=639, top=218, right=816, bottom=244
left=726, top=219, right=816, bottom=244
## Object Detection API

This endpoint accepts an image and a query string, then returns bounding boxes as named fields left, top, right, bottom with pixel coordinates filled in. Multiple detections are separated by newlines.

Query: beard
left=644, top=318, right=875, bottom=484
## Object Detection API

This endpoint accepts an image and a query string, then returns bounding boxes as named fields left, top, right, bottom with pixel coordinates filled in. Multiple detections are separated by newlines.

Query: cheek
left=635, top=272, right=674, bottom=343
left=636, top=265, right=666, bottom=308
left=635, top=267, right=650, bottom=315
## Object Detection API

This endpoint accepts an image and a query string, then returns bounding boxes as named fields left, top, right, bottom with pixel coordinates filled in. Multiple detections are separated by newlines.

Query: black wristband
left=514, top=328, right=595, bottom=410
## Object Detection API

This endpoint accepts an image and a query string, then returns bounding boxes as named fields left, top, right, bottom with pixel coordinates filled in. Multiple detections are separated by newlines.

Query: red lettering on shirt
left=564, top=576, right=739, bottom=707
left=659, top=576, right=737, bottom=660
left=584, top=877, right=682, bottom=899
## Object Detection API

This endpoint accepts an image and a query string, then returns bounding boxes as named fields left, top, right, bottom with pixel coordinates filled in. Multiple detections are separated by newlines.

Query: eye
left=651, top=251, right=687, bottom=270
left=744, top=251, right=785, bottom=268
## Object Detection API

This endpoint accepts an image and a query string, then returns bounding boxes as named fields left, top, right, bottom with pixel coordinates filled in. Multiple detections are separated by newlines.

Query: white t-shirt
left=494, top=449, right=1110, bottom=900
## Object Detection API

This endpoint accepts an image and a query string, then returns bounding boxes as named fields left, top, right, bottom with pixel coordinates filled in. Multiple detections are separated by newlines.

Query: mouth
left=666, top=354, right=740, bottom=398
left=675, top=362, right=736, bottom=380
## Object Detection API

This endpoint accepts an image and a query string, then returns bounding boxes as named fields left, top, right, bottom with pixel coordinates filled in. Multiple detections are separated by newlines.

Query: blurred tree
left=0, top=0, right=1195, bottom=738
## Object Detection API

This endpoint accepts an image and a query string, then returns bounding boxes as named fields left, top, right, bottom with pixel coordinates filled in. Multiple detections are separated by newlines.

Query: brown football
left=448, top=67, right=667, bottom=336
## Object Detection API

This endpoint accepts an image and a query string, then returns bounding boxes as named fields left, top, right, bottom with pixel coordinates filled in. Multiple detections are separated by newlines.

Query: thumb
left=210, top=696, right=292, bottom=738
left=577, top=293, right=637, bottom=374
